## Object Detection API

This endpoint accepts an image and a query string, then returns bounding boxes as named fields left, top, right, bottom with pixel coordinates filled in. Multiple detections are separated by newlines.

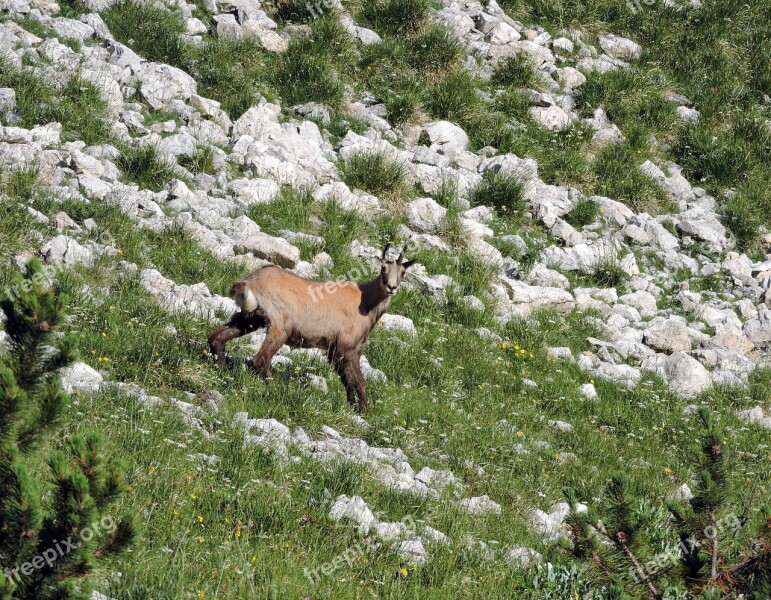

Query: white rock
left=548, top=419, right=574, bottom=433
left=507, top=546, right=543, bottom=569
left=674, top=483, right=694, bottom=501
left=530, top=105, right=572, bottom=130
left=619, top=290, right=657, bottom=318
left=137, top=63, right=197, bottom=110
left=374, top=521, right=410, bottom=541
left=676, top=106, right=700, bottom=122
left=644, top=318, right=691, bottom=353
left=41, top=235, right=94, bottom=267
left=737, top=406, right=771, bottom=429
left=360, top=355, right=387, bottom=381
left=647, top=352, right=712, bottom=399
left=598, top=34, right=642, bottom=60
left=406, top=197, right=447, bottom=233
left=231, top=178, right=280, bottom=207
left=459, top=495, right=502, bottom=515
left=556, top=66, right=586, bottom=90
left=379, top=314, right=417, bottom=337
left=234, top=235, right=300, bottom=268
left=496, top=277, right=576, bottom=316
left=243, top=20, right=288, bottom=52
left=422, top=121, right=469, bottom=149
left=462, top=295, right=485, bottom=312
left=547, top=346, right=574, bottom=361
left=61, top=362, right=104, bottom=394
left=329, top=495, right=378, bottom=534
left=488, top=22, right=521, bottom=45
left=396, top=539, right=428, bottom=565
left=421, top=526, right=449, bottom=545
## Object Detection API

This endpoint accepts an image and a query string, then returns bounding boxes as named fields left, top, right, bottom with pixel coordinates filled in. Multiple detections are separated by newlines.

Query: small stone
left=396, top=539, right=428, bottom=565
left=459, top=495, right=502, bottom=516
left=61, top=362, right=104, bottom=394
left=598, top=34, right=642, bottom=61
left=507, top=546, right=543, bottom=569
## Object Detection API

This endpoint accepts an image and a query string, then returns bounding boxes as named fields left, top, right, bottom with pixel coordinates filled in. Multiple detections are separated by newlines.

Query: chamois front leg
left=328, top=347, right=350, bottom=399
left=331, top=351, right=357, bottom=407
left=342, top=350, right=368, bottom=412
left=251, top=323, right=287, bottom=380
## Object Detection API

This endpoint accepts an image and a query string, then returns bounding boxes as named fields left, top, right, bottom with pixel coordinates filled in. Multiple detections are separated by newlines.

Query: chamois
left=207, top=243, right=416, bottom=410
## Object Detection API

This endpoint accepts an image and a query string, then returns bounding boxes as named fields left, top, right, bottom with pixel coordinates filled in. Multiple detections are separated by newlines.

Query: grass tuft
left=358, top=0, right=432, bottom=36
left=0, top=66, right=111, bottom=145
left=491, top=54, right=537, bottom=89
left=116, top=145, right=179, bottom=192
left=564, top=198, right=600, bottom=229
left=103, top=0, right=187, bottom=67
left=340, top=152, right=407, bottom=200
left=470, top=170, right=526, bottom=219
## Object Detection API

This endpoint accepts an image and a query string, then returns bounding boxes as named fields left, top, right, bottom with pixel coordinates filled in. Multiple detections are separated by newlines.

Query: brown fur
left=207, top=245, right=415, bottom=411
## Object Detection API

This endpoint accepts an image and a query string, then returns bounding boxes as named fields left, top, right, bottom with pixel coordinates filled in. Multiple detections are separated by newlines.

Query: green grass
left=591, top=142, right=670, bottom=214
left=340, top=151, right=408, bottom=202
left=721, top=176, right=770, bottom=254
left=190, top=37, right=270, bottom=119
left=470, top=170, right=526, bottom=220
left=564, top=198, right=600, bottom=229
left=491, top=54, right=537, bottom=89
left=426, top=71, right=484, bottom=128
left=525, top=0, right=771, bottom=240
left=267, top=0, right=320, bottom=23
left=404, top=25, right=464, bottom=74
left=584, top=251, right=627, bottom=290
left=3, top=0, right=771, bottom=596
left=269, top=15, right=353, bottom=108
left=0, top=65, right=111, bottom=145
left=179, top=146, right=218, bottom=175
left=102, top=0, right=187, bottom=67
left=358, top=0, right=432, bottom=36
left=115, top=144, right=179, bottom=192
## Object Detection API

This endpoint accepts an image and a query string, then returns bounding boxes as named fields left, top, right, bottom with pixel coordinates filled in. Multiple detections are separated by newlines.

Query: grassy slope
left=1, top=0, right=770, bottom=598
left=2, top=175, right=769, bottom=598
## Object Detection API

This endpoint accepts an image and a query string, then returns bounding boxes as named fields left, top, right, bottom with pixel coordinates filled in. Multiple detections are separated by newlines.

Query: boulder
left=406, top=197, right=447, bottom=233
left=233, top=235, right=300, bottom=268
left=643, top=318, right=691, bottom=353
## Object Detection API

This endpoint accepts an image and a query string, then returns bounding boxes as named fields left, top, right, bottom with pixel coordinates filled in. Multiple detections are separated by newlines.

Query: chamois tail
left=230, top=281, right=260, bottom=313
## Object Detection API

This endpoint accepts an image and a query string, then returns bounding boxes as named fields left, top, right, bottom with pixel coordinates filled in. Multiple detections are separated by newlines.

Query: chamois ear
left=401, top=259, right=417, bottom=269
left=382, top=242, right=391, bottom=261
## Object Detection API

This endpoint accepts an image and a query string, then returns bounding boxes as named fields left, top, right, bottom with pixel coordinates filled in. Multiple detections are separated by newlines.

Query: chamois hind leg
left=251, top=322, right=288, bottom=380
left=208, top=312, right=263, bottom=366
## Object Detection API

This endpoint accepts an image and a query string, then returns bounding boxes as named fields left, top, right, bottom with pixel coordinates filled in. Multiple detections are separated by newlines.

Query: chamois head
left=379, top=243, right=416, bottom=296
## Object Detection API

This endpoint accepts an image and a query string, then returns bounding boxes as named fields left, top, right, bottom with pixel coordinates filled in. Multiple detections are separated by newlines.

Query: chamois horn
left=397, top=238, right=411, bottom=264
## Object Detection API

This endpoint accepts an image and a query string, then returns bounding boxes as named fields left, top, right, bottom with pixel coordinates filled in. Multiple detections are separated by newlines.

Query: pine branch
left=710, top=509, right=719, bottom=581
left=614, top=530, right=662, bottom=600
